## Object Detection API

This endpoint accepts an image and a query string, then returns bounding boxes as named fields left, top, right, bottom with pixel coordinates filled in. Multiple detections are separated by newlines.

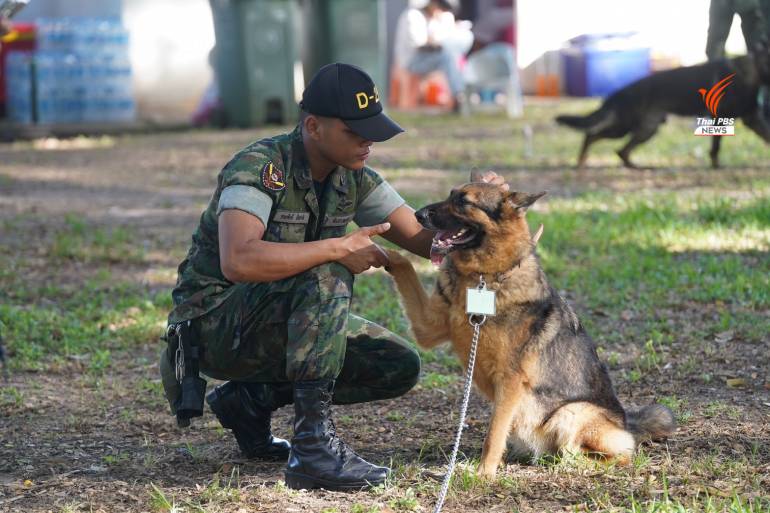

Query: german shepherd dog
left=384, top=176, right=675, bottom=477
left=556, top=44, right=770, bottom=169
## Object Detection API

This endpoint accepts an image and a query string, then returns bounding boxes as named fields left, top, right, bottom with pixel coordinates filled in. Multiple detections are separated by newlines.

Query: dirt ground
left=1, top=118, right=769, bottom=513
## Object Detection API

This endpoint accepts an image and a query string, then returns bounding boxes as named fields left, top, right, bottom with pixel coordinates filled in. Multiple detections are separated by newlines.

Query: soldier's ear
left=304, top=114, right=322, bottom=141
left=506, top=191, right=547, bottom=213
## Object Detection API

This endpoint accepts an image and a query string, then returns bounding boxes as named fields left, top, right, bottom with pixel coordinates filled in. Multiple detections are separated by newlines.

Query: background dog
left=384, top=176, right=675, bottom=477
left=556, top=44, right=770, bottom=169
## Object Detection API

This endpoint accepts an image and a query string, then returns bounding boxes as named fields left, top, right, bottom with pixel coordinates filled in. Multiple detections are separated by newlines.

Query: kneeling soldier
left=160, top=63, right=505, bottom=491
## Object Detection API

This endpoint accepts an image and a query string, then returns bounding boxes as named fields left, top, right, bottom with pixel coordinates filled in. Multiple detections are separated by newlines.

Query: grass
left=1, top=100, right=769, bottom=513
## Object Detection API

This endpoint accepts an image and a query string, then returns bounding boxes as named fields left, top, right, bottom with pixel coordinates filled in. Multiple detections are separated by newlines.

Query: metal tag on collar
left=466, top=275, right=496, bottom=316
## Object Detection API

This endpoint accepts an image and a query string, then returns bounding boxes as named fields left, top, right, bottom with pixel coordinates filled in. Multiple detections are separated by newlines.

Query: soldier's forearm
left=383, top=228, right=433, bottom=259
left=223, top=238, right=343, bottom=283
left=381, top=205, right=433, bottom=259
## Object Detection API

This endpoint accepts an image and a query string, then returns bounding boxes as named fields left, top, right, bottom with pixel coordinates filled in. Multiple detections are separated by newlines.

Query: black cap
left=300, top=63, right=404, bottom=142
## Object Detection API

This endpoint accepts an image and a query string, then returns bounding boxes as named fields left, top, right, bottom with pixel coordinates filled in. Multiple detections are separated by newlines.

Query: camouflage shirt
left=168, top=125, right=405, bottom=324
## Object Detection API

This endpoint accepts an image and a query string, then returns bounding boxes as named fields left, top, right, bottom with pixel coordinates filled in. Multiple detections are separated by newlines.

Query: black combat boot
left=206, top=381, right=293, bottom=460
left=284, top=379, right=389, bottom=491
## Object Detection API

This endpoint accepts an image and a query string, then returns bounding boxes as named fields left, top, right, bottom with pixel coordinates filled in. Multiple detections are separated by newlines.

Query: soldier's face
left=318, top=117, right=373, bottom=170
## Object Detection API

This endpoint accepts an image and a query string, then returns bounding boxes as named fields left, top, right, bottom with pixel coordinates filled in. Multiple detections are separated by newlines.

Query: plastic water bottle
left=5, top=51, right=34, bottom=123
left=32, top=16, right=135, bottom=124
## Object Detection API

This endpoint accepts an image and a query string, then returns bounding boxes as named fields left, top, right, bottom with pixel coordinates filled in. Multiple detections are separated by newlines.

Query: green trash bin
left=210, top=0, right=302, bottom=127
left=302, top=0, right=387, bottom=102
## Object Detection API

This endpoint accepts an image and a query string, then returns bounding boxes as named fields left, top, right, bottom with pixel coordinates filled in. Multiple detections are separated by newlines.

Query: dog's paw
left=476, top=463, right=498, bottom=479
left=383, top=248, right=411, bottom=273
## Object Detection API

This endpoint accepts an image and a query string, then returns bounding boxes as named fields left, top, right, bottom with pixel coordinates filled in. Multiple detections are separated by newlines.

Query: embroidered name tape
left=323, top=213, right=355, bottom=227
left=274, top=211, right=310, bottom=224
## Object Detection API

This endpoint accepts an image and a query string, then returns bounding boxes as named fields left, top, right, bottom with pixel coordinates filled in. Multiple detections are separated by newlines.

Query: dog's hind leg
left=742, top=111, right=770, bottom=143
left=616, top=117, right=663, bottom=169
left=478, top=384, right=520, bottom=477
left=543, top=402, right=633, bottom=463
left=579, top=416, right=635, bottom=465
left=710, top=136, right=722, bottom=168
left=577, top=134, right=599, bottom=168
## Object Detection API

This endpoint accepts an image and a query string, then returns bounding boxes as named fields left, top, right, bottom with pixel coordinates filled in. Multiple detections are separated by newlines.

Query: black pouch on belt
left=168, top=320, right=207, bottom=427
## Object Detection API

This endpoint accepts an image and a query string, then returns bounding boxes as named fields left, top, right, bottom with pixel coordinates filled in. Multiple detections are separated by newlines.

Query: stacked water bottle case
left=6, top=17, right=135, bottom=124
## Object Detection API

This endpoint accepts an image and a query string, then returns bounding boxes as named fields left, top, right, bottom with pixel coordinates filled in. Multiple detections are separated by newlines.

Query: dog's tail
left=556, top=105, right=616, bottom=135
left=625, top=403, right=676, bottom=442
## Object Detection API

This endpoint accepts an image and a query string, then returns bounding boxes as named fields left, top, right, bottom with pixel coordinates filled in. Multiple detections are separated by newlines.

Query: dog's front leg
left=384, top=249, right=450, bottom=348
left=478, top=386, right=519, bottom=478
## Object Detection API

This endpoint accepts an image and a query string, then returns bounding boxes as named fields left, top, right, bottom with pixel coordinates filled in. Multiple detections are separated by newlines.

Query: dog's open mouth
left=430, top=226, right=478, bottom=265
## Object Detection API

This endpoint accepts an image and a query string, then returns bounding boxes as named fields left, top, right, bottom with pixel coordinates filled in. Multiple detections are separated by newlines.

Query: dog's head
left=416, top=173, right=546, bottom=271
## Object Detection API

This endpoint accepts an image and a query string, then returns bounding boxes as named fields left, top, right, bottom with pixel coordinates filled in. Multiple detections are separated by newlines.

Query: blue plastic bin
left=562, top=33, right=650, bottom=97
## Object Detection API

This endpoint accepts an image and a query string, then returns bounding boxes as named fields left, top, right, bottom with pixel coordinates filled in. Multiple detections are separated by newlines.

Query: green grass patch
left=0, top=282, right=168, bottom=371
left=50, top=213, right=145, bottom=264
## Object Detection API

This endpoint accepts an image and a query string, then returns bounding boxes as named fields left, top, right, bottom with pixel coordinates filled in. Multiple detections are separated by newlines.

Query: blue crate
left=562, top=34, right=650, bottom=97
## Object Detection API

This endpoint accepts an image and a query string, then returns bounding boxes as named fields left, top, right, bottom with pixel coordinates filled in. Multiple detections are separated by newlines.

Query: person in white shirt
left=393, top=0, right=465, bottom=108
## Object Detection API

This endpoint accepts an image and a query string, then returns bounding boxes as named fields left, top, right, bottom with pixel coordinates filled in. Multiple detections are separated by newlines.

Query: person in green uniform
left=706, top=0, right=768, bottom=61
left=705, top=1, right=770, bottom=126
left=160, top=62, right=506, bottom=491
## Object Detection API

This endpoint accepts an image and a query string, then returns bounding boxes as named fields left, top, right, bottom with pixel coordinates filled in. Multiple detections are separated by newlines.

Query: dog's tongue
left=430, top=230, right=452, bottom=267
left=430, top=247, right=445, bottom=266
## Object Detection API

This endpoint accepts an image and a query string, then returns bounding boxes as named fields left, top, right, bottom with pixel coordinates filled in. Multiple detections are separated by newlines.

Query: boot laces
left=326, top=418, right=352, bottom=460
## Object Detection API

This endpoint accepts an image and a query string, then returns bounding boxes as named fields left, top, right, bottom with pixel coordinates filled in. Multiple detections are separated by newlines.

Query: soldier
left=705, top=0, right=769, bottom=61
left=160, top=62, right=507, bottom=491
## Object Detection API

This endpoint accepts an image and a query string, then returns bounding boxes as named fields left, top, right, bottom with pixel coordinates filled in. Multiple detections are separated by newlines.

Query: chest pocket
left=319, top=212, right=355, bottom=239
left=266, top=210, right=310, bottom=243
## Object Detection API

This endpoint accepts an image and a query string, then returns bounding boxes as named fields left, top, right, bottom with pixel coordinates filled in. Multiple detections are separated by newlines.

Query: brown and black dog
left=384, top=176, right=675, bottom=477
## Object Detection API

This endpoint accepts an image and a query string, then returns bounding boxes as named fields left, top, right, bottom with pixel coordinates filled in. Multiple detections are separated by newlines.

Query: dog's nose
left=415, top=208, right=431, bottom=224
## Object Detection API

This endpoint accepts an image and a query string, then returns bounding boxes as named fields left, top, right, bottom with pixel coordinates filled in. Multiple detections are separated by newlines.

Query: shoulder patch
left=261, top=162, right=286, bottom=191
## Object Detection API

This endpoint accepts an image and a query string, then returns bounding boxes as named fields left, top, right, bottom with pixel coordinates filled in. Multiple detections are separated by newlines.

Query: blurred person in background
left=705, top=0, right=769, bottom=61
left=705, top=0, right=770, bottom=119
left=467, top=0, right=515, bottom=56
left=393, top=0, right=469, bottom=110
left=192, top=45, right=226, bottom=127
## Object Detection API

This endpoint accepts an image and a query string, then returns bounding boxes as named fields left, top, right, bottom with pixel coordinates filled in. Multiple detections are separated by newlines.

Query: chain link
left=433, top=314, right=484, bottom=513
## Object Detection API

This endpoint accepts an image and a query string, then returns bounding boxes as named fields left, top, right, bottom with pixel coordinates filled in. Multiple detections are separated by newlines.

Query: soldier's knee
left=393, top=346, right=421, bottom=396
left=298, top=262, right=353, bottom=302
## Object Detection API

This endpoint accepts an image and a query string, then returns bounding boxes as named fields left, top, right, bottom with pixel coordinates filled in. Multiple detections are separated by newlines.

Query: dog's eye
left=453, top=194, right=467, bottom=208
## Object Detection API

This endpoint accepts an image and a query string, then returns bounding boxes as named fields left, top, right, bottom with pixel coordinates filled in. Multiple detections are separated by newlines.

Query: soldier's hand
left=336, top=222, right=391, bottom=274
left=471, top=170, right=509, bottom=191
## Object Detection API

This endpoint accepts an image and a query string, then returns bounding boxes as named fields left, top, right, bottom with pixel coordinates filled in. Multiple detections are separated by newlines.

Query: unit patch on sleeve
left=261, top=162, right=286, bottom=191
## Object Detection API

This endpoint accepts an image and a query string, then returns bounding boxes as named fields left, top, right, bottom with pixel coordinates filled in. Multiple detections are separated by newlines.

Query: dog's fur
left=556, top=47, right=770, bottom=169
left=384, top=177, right=675, bottom=477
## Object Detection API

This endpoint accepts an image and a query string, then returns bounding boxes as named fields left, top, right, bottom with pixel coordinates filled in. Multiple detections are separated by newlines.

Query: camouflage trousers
left=175, top=262, right=420, bottom=404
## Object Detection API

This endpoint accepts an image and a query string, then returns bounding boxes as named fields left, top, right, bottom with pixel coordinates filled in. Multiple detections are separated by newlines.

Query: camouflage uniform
left=161, top=125, right=420, bottom=409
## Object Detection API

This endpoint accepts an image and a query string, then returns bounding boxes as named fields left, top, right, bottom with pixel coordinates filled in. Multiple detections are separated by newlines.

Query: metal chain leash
left=433, top=311, right=485, bottom=513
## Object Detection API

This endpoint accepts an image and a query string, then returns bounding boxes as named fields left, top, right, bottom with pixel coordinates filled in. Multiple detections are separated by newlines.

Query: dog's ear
left=469, top=169, right=484, bottom=182
left=507, top=191, right=547, bottom=212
